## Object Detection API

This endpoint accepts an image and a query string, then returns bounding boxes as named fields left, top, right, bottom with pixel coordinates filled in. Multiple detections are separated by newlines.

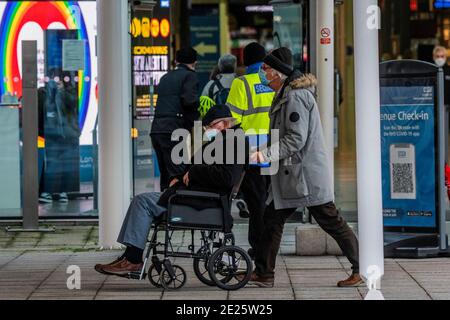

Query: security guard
left=226, top=43, right=275, bottom=259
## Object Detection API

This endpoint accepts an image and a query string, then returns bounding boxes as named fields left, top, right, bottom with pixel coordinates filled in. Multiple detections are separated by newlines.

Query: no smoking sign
left=320, top=27, right=332, bottom=45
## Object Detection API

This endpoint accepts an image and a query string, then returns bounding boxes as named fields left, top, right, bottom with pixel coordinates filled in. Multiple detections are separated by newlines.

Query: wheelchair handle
left=171, top=190, right=222, bottom=200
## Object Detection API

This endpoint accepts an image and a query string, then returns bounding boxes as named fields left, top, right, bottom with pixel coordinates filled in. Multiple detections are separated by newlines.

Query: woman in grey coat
left=250, top=48, right=361, bottom=288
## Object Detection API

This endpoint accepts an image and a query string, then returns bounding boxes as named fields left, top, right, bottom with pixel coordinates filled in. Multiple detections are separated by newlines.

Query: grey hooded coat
left=261, top=73, right=334, bottom=210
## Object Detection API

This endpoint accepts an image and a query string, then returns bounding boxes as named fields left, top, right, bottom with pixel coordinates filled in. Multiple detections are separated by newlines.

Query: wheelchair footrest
left=126, top=271, right=145, bottom=280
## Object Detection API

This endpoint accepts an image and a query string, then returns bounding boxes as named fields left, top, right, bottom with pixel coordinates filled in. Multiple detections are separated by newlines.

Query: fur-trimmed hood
left=289, top=73, right=318, bottom=89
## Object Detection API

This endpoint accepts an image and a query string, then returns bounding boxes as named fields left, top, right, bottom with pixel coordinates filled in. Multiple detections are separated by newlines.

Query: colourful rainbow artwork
left=0, top=1, right=92, bottom=131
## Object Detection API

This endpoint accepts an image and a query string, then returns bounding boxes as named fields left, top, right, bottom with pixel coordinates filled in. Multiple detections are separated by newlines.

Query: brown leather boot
left=94, top=257, right=125, bottom=275
left=101, top=258, right=143, bottom=277
left=337, top=273, right=364, bottom=288
left=248, top=272, right=275, bottom=288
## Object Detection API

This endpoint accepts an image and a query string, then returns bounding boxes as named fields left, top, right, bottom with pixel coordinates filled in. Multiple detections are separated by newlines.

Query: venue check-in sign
left=131, top=3, right=171, bottom=119
left=380, top=86, right=437, bottom=228
left=380, top=59, right=448, bottom=234
left=380, top=60, right=450, bottom=258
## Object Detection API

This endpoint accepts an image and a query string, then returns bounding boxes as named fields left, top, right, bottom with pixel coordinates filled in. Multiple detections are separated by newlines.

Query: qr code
left=392, top=163, right=414, bottom=194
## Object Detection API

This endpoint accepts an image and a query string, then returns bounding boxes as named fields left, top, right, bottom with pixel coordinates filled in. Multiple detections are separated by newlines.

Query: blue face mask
left=205, top=129, right=220, bottom=141
left=259, top=69, right=271, bottom=87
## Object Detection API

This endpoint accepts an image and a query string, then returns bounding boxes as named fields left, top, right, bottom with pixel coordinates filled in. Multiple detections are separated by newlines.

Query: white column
left=97, top=0, right=131, bottom=249
left=353, top=0, right=385, bottom=294
left=316, top=0, right=335, bottom=189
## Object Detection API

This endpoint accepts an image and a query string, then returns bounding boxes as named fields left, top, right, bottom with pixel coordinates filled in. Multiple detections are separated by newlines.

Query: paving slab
left=1, top=224, right=450, bottom=300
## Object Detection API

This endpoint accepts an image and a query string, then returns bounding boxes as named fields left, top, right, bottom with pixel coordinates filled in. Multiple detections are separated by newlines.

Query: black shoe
left=237, top=200, right=250, bottom=218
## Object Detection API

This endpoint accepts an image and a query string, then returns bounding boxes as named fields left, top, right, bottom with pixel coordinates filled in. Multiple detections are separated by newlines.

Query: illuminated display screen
left=435, top=0, right=450, bottom=8
left=131, top=3, right=171, bottom=120
left=0, top=1, right=97, bottom=145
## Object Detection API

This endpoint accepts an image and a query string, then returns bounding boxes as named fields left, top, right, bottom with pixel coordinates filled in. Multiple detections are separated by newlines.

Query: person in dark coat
left=150, top=47, right=200, bottom=191
left=39, top=78, right=81, bottom=204
left=95, top=105, right=249, bottom=276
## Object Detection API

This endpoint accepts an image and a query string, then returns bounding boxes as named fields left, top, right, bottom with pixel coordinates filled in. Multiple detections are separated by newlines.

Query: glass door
left=0, top=99, right=21, bottom=217
left=272, top=0, right=310, bottom=73
left=0, top=1, right=98, bottom=219
left=130, top=1, right=172, bottom=196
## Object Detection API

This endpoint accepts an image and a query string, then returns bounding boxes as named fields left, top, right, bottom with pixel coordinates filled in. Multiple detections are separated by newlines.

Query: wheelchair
left=124, top=172, right=253, bottom=291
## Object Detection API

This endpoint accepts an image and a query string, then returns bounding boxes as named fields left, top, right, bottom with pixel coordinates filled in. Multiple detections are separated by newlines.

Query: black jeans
left=240, top=167, right=269, bottom=252
left=255, top=202, right=359, bottom=278
left=151, top=133, right=186, bottom=191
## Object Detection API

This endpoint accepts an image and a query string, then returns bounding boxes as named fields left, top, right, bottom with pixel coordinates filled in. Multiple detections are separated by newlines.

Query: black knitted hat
left=243, top=42, right=267, bottom=67
left=176, top=47, right=198, bottom=64
left=202, top=104, right=233, bottom=127
left=264, top=47, right=294, bottom=76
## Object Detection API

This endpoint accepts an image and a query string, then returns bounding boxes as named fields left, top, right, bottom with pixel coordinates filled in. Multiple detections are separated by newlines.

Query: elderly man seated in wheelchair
left=95, top=105, right=249, bottom=280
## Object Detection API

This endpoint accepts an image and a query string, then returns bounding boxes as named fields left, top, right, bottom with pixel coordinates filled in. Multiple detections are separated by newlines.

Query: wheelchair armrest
left=171, top=190, right=222, bottom=201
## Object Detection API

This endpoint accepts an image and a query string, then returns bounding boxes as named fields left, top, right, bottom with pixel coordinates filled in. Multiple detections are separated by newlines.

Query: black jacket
left=158, top=126, right=249, bottom=208
left=151, top=64, right=200, bottom=134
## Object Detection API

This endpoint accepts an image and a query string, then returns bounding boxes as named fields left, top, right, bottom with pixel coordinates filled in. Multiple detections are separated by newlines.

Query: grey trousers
left=117, top=192, right=166, bottom=250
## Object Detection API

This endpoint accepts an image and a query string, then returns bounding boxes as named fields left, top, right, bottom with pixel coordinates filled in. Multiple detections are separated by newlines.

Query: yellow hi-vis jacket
left=226, top=73, right=275, bottom=136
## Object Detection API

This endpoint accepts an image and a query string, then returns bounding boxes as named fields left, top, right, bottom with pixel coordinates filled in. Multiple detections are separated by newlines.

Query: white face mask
left=435, top=58, right=447, bottom=67
left=205, top=129, right=220, bottom=141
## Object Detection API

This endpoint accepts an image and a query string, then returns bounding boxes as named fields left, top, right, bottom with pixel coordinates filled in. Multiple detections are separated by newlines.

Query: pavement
left=1, top=223, right=450, bottom=300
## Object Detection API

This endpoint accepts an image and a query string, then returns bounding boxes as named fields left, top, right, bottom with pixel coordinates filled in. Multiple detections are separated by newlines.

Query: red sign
left=320, top=27, right=331, bottom=45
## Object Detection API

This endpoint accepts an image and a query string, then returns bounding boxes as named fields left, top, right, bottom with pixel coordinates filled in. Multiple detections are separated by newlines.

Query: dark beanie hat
left=243, top=42, right=267, bottom=67
left=202, top=104, right=233, bottom=127
left=176, top=47, right=198, bottom=64
left=264, top=47, right=294, bottom=76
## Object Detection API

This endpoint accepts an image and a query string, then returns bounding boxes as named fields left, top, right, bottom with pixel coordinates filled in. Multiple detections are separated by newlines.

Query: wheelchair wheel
left=160, top=265, right=187, bottom=290
left=208, top=246, right=252, bottom=291
left=194, top=246, right=237, bottom=287
left=147, top=264, right=162, bottom=288
left=193, top=249, right=215, bottom=287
